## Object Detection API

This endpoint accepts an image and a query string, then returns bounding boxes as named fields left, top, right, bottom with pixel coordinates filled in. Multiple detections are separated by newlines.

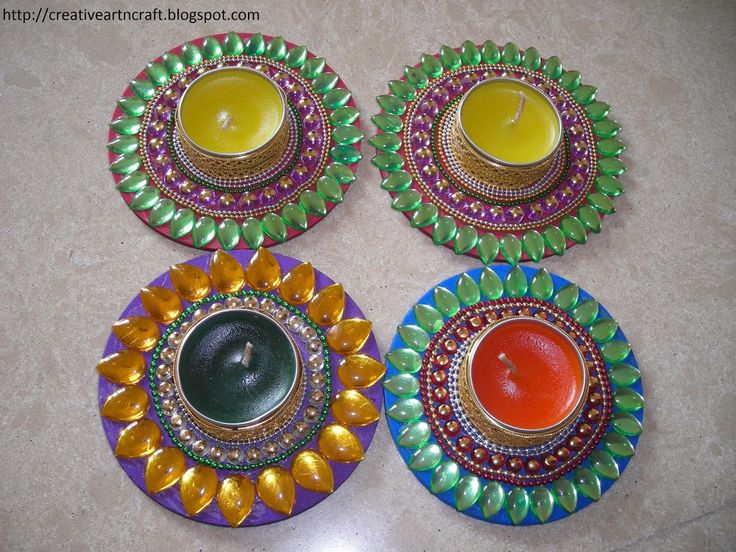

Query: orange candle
left=469, top=318, right=586, bottom=432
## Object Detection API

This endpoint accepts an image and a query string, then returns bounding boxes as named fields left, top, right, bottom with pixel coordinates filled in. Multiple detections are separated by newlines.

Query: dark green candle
left=176, top=310, right=299, bottom=426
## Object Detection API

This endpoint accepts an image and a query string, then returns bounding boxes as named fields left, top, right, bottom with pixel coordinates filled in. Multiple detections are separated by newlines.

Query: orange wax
left=469, top=318, right=584, bottom=431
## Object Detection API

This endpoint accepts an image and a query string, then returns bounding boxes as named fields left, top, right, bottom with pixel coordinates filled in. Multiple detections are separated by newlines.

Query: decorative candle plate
left=97, top=249, right=384, bottom=526
left=108, top=32, right=362, bottom=250
left=384, top=265, right=643, bottom=524
left=371, top=41, right=626, bottom=262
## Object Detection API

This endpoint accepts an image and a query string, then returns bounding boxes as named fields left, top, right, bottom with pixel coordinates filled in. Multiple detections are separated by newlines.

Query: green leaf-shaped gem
left=325, top=162, right=356, bottom=183
left=397, top=420, right=431, bottom=448
left=323, top=89, right=352, bottom=110
left=109, top=153, right=141, bottom=175
left=603, top=433, right=635, bottom=458
left=456, top=273, right=481, bottom=306
left=384, top=374, right=420, bottom=399
left=381, top=171, right=412, bottom=192
left=330, top=106, right=360, bottom=126
left=560, top=216, right=588, bottom=244
left=312, top=72, right=338, bottom=94
left=296, top=190, right=327, bottom=216
left=552, top=479, right=577, bottom=513
left=430, top=461, right=460, bottom=494
left=301, top=57, right=326, bottom=79
left=590, top=450, right=620, bottom=480
left=504, top=266, right=528, bottom=298
left=592, top=119, right=621, bottom=139
left=480, top=40, right=500, bottom=63
left=372, top=113, right=403, bottom=133
left=285, top=45, right=308, bottom=68
left=500, top=234, right=522, bottom=264
left=572, top=298, right=599, bottom=326
left=454, top=226, right=478, bottom=255
left=162, top=52, right=184, bottom=76
left=129, top=78, right=154, bottom=100
left=531, top=487, right=554, bottom=523
left=147, top=198, right=175, bottom=227
left=180, top=42, right=202, bottom=66
left=560, top=70, right=581, bottom=90
left=477, top=234, right=500, bottom=264
left=596, top=175, right=624, bottom=197
left=542, top=56, right=563, bottom=79
left=110, top=116, right=141, bottom=136
left=370, top=132, right=401, bottom=152
left=392, top=189, right=422, bottom=211
left=530, top=268, right=554, bottom=300
left=265, top=36, right=287, bottom=60
left=501, top=42, right=521, bottom=65
left=330, top=145, right=362, bottom=164
left=460, top=41, right=481, bottom=65
left=376, top=94, right=405, bottom=116
left=521, top=47, right=541, bottom=70
left=404, top=65, right=428, bottom=88
left=543, top=226, right=567, bottom=256
left=192, top=217, right=216, bottom=248
left=521, top=230, right=545, bottom=262
left=586, top=101, right=611, bottom=121
left=578, top=205, right=602, bottom=233
left=589, top=318, right=618, bottom=343
left=598, top=157, right=627, bottom=176
left=597, top=138, right=625, bottom=157
left=573, top=468, right=601, bottom=501
left=240, top=217, right=264, bottom=249
left=387, top=398, right=423, bottom=423
left=421, top=53, right=443, bottom=78
left=389, top=79, right=416, bottom=101
left=130, top=186, right=161, bottom=211
left=117, top=96, right=146, bottom=117
left=262, top=212, right=288, bottom=242
left=433, top=286, right=460, bottom=317
left=411, top=203, right=438, bottom=227
left=169, top=208, right=195, bottom=239
left=480, top=482, right=505, bottom=518
left=553, top=283, right=579, bottom=311
left=601, top=340, right=631, bottom=363
left=107, top=135, right=138, bottom=155
left=414, top=304, right=444, bottom=333
left=455, top=475, right=482, bottom=511
left=245, top=33, right=265, bottom=55
left=614, top=387, right=645, bottom=412
left=386, top=348, right=422, bottom=374
left=573, top=84, right=597, bottom=104
left=116, top=171, right=148, bottom=193
left=506, top=487, right=529, bottom=525
left=609, top=363, right=640, bottom=387
left=432, top=216, right=457, bottom=245
left=222, top=32, right=244, bottom=55
left=612, top=411, right=643, bottom=436
left=439, top=45, right=461, bottom=70
left=202, top=36, right=222, bottom=59
left=480, top=267, right=503, bottom=300
left=316, top=176, right=344, bottom=203
left=282, top=203, right=308, bottom=231
left=398, top=324, right=430, bottom=352
left=216, top=218, right=240, bottom=250
left=409, top=443, right=442, bottom=471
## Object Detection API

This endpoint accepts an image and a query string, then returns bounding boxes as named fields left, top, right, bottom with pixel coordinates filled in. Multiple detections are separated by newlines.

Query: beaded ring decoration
left=384, top=265, right=643, bottom=525
left=371, top=41, right=625, bottom=263
left=97, top=249, right=385, bottom=526
left=108, top=32, right=362, bottom=250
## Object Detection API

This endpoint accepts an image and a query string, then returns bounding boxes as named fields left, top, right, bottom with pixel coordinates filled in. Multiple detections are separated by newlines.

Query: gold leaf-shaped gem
left=326, top=318, right=372, bottom=355
left=278, top=262, right=315, bottom=305
left=256, top=466, right=295, bottom=516
left=140, top=286, right=183, bottom=324
left=245, top=248, right=281, bottom=291
left=307, top=283, right=345, bottom=325
left=217, top=475, right=255, bottom=527
left=331, top=389, right=380, bottom=426
left=169, top=263, right=211, bottom=302
left=337, top=354, right=386, bottom=389
left=290, top=450, right=333, bottom=493
left=209, top=250, right=246, bottom=293
left=96, top=350, right=146, bottom=384
left=100, top=385, right=149, bottom=421
left=145, top=447, right=187, bottom=493
left=114, top=419, right=161, bottom=458
left=180, top=465, right=218, bottom=516
left=317, top=423, right=365, bottom=462
left=112, top=316, right=160, bottom=351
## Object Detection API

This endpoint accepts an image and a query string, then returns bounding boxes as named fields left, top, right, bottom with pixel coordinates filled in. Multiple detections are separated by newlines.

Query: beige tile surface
left=1, top=0, right=734, bottom=550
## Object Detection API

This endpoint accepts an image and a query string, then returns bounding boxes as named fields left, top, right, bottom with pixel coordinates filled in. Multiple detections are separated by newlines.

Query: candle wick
left=219, top=112, right=232, bottom=130
left=498, top=352, right=518, bottom=375
left=510, top=91, right=526, bottom=125
left=241, top=341, right=254, bottom=369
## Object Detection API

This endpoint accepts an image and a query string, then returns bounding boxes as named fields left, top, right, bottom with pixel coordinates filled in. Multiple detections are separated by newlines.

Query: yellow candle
left=178, top=67, right=285, bottom=155
left=459, top=79, right=561, bottom=165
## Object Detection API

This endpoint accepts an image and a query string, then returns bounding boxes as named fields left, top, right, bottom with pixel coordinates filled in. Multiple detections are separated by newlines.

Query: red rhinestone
left=568, top=436, right=583, bottom=450
left=436, top=404, right=452, bottom=419
left=435, top=354, right=450, bottom=368
left=589, top=392, right=602, bottom=406
left=455, top=326, right=470, bottom=340
left=577, top=423, right=592, bottom=437
left=457, top=437, right=472, bottom=451
left=490, top=454, right=505, bottom=469
left=556, top=447, right=570, bottom=461
left=472, top=448, right=489, bottom=463
left=586, top=408, right=601, bottom=422
left=543, top=455, right=557, bottom=469
left=589, top=376, right=599, bottom=388
left=431, top=370, right=447, bottom=384
left=444, top=421, right=460, bottom=436
left=443, top=340, right=458, bottom=353
left=433, top=387, right=449, bottom=402
left=469, top=316, right=483, bottom=329
left=507, top=457, right=523, bottom=472
left=485, top=312, right=499, bottom=322
left=526, top=459, right=541, bottom=474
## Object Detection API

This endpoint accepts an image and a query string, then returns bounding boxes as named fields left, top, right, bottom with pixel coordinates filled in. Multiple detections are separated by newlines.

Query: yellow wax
left=179, top=68, right=284, bottom=155
left=459, top=79, right=561, bottom=165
